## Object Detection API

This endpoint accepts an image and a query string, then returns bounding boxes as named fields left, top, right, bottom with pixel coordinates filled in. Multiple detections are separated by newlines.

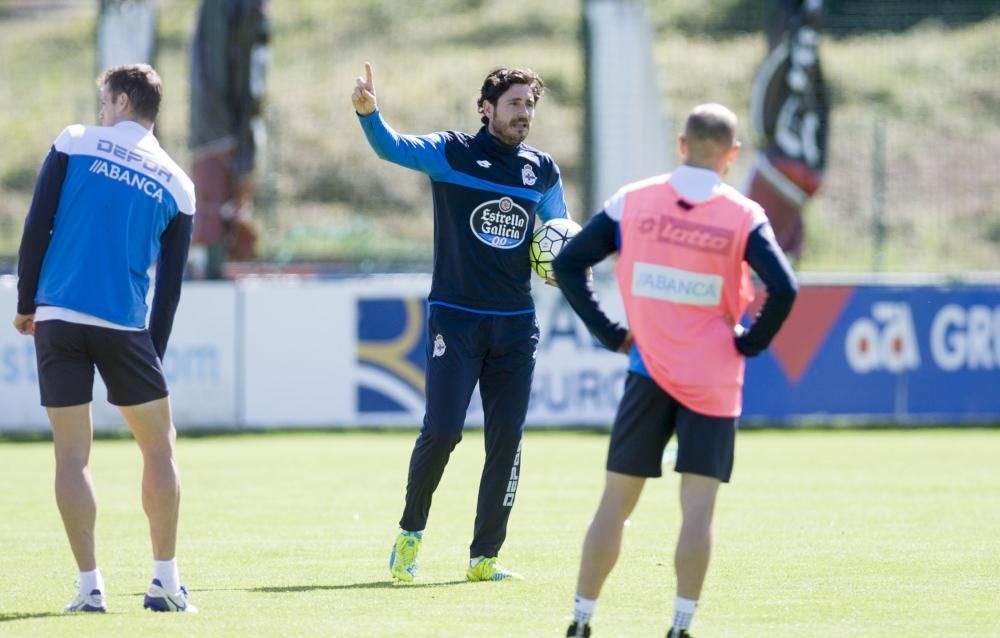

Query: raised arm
left=352, top=62, right=450, bottom=177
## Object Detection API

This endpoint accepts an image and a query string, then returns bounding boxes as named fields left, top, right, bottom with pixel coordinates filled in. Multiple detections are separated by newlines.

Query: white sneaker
left=64, top=588, right=107, bottom=613
left=142, top=578, right=198, bottom=613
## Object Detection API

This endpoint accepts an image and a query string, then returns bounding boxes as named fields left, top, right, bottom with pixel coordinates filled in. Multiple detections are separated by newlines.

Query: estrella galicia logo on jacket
left=469, top=197, right=529, bottom=249
left=521, top=164, right=537, bottom=186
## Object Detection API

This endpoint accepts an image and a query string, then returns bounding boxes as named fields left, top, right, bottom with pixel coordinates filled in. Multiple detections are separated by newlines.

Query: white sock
left=79, top=568, right=104, bottom=594
left=672, top=596, right=698, bottom=632
left=469, top=556, right=483, bottom=568
left=153, top=558, right=180, bottom=594
left=572, top=595, right=597, bottom=625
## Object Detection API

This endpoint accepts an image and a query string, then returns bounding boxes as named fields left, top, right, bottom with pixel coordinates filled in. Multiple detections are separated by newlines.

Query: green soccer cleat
left=466, top=556, right=522, bottom=582
left=389, top=531, right=422, bottom=582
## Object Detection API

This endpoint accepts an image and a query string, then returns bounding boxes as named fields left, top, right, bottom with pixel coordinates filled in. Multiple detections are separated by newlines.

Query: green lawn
left=1, top=429, right=998, bottom=637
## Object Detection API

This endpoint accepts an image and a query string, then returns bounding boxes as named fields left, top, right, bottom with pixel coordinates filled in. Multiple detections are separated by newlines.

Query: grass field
left=1, top=428, right=998, bottom=637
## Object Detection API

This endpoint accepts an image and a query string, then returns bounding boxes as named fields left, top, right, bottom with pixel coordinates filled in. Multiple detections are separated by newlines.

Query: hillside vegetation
left=0, top=0, right=997, bottom=271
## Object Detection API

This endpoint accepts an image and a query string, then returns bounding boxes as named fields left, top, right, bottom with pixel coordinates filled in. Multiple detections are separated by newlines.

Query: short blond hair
left=684, top=103, right=738, bottom=164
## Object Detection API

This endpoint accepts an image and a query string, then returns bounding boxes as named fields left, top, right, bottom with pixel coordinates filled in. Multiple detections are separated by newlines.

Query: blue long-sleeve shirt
left=17, top=121, right=196, bottom=358
left=358, top=109, right=570, bottom=313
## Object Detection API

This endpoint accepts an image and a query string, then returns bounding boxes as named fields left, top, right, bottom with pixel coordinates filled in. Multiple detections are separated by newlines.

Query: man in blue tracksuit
left=14, top=64, right=197, bottom=613
left=352, top=62, right=571, bottom=582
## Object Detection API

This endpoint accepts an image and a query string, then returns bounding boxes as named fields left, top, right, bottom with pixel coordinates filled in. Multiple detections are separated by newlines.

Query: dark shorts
left=606, top=373, right=737, bottom=482
left=34, top=320, right=169, bottom=408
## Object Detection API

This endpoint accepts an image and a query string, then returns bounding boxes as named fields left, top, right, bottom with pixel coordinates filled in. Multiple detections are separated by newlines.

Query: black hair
left=477, top=67, right=544, bottom=125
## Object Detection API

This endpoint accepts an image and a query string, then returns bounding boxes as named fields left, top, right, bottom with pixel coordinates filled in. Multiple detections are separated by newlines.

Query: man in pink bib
left=554, top=103, right=798, bottom=638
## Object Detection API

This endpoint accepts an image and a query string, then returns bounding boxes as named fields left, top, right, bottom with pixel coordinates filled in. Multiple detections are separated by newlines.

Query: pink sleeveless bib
left=614, top=175, right=759, bottom=416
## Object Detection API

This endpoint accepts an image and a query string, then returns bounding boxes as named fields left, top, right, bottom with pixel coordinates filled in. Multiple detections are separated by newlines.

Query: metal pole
left=872, top=114, right=886, bottom=271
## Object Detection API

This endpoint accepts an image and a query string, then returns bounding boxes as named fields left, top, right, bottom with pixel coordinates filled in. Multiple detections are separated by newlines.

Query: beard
left=491, top=117, right=531, bottom=145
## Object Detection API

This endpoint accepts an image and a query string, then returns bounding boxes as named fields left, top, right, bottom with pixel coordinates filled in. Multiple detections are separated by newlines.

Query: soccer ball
left=529, top=217, right=582, bottom=280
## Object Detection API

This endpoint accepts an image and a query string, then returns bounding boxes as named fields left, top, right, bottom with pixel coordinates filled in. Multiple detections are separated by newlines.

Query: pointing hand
left=352, top=62, right=377, bottom=115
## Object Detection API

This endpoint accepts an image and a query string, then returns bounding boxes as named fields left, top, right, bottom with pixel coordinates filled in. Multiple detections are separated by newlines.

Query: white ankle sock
left=153, top=558, right=180, bottom=593
left=79, top=568, right=104, bottom=594
left=573, top=595, right=597, bottom=625
left=672, top=596, right=698, bottom=631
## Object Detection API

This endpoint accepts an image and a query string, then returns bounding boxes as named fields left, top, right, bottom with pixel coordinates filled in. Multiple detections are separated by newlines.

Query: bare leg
left=575, top=471, right=646, bottom=599
left=675, top=473, right=721, bottom=600
left=119, top=397, right=179, bottom=561
left=48, top=404, right=97, bottom=571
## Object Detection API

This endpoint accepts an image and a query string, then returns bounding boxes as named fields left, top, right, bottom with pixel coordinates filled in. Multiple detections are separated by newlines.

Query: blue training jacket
left=17, top=121, right=196, bottom=353
left=358, top=110, right=570, bottom=313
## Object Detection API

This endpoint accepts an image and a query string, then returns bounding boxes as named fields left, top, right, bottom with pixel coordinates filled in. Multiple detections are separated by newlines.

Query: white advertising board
left=0, top=279, right=238, bottom=431
left=241, top=277, right=370, bottom=427
left=1, top=274, right=628, bottom=431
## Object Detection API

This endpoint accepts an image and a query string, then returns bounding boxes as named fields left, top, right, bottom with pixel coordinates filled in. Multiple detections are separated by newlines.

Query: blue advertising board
left=356, top=281, right=1000, bottom=426
left=743, top=284, right=1000, bottom=423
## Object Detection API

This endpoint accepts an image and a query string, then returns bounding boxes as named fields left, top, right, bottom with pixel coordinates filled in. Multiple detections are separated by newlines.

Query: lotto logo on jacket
left=638, top=215, right=734, bottom=255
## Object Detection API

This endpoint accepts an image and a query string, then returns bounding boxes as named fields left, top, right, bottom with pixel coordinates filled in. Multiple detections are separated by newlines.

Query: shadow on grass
left=251, top=579, right=468, bottom=592
left=0, top=612, right=64, bottom=622
left=125, top=579, right=469, bottom=597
